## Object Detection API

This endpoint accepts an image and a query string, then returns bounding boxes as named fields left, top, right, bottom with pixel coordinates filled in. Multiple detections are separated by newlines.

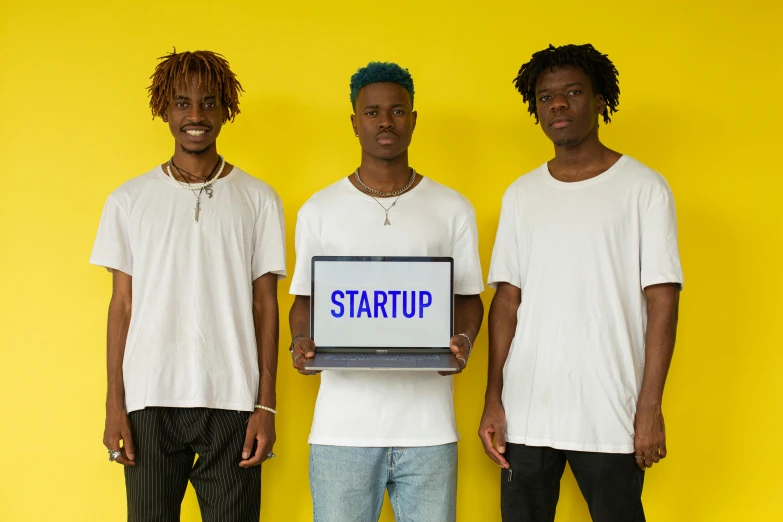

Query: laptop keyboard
left=324, top=354, right=441, bottom=361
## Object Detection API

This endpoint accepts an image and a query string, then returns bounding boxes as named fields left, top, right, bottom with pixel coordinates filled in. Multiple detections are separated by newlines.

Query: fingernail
left=499, top=446, right=505, bottom=453
left=128, top=453, right=135, bottom=460
left=242, top=452, right=249, bottom=459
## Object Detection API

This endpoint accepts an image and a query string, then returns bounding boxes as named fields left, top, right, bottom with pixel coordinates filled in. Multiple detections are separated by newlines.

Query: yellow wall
left=1, top=1, right=781, bottom=520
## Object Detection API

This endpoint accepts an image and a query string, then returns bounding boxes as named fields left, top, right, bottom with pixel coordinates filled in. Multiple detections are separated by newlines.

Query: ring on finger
left=293, top=354, right=303, bottom=364
left=456, top=356, right=467, bottom=367
left=108, top=450, right=122, bottom=462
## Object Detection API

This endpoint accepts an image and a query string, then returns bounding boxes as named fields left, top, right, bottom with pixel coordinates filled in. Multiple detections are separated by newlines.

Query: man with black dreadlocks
left=479, top=44, right=683, bottom=521
left=90, top=50, right=286, bottom=521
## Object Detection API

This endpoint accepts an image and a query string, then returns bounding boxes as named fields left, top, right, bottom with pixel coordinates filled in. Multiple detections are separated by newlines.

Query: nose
left=188, top=103, right=205, bottom=122
left=378, top=111, right=394, bottom=130
left=550, top=93, right=570, bottom=112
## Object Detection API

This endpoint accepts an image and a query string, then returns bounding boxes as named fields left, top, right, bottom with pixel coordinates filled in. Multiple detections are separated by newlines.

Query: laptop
left=305, top=256, right=459, bottom=371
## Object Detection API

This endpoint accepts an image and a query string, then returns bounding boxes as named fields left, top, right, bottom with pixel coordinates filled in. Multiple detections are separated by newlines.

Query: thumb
left=241, top=429, right=255, bottom=460
left=122, top=431, right=136, bottom=461
left=496, top=426, right=507, bottom=454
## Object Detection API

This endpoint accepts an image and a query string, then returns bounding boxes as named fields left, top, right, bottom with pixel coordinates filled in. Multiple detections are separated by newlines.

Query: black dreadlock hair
left=513, top=44, right=619, bottom=124
left=148, top=49, right=244, bottom=123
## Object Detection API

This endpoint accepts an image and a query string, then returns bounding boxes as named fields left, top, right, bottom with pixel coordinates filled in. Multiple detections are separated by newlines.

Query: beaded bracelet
left=254, top=405, right=278, bottom=415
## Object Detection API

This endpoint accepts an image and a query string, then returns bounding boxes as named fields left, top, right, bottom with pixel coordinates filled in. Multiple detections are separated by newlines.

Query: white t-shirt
left=290, top=176, right=484, bottom=447
left=488, top=155, right=683, bottom=453
left=90, top=165, right=287, bottom=413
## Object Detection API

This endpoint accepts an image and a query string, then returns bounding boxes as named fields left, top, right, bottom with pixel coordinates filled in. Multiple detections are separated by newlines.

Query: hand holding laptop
left=291, top=336, right=320, bottom=376
left=292, top=333, right=468, bottom=376
left=440, top=334, right=471, bottom=376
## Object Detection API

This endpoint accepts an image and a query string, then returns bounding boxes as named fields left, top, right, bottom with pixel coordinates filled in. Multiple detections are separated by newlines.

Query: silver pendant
left=195, top=200, right=200, bottom=223
left=384, top=215, right=391, bottom=226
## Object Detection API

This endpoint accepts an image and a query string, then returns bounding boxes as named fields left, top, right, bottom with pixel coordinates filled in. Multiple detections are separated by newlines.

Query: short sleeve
left=89, top=195, right=133, bottom=275
left=288, top=208, right=323, bottom=296
left=640, top=189, right=684, bottom=289
left=452, top=206, right=485, bottom=295
left=487, top=192, right=523, bottom=290
left=252, top=196, right=288, bottom=281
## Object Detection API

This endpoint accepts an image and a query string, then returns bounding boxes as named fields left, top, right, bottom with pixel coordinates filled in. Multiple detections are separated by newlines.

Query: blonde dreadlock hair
left=148, top=49, right=244, bottom=123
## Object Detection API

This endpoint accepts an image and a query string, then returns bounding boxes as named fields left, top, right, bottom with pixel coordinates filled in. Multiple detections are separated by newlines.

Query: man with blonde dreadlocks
left=90, top=50, right=286, bottom=521
left=479, top=44, right=683, bottom=521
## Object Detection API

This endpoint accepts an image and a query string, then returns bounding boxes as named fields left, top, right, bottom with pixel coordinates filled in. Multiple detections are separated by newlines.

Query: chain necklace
left=372, top=195, right=402, bottom=226
left=354, top=167, right=417, bottom=197
left=166, top=155, right=225, bottom=223
left=354, top=168, right=417, bottom=226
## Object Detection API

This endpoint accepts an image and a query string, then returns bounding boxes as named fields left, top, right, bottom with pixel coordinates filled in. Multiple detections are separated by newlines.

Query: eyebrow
left=536, top=82, right=584, bottom=95
left=362, top=103, right=407, bottom=109
left=174, top=94, right=217, bottom=101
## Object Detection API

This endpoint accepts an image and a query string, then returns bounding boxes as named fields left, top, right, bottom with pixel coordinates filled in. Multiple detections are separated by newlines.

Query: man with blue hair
left=288, top=61, right=485, bottom=521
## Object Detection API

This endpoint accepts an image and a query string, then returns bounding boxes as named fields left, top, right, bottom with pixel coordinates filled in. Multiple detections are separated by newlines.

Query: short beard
left=553, top=138, right=579, bottom=148
left=180, top=143, right=212, bottom=155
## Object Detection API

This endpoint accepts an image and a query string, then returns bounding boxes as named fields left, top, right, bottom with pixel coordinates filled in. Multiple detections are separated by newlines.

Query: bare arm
left=289, top=295, right=311, bottom=344
left=485, top=283, right=521, bottom=403
left=634, top=282, right=680, bottom=470
left=103, top=269, right=135, bottom=466
left=240, top=272, right=280, bottom=467
left=440, top=294, right=484, bottom=376
left=253, top=273, right=280, bottom=410
left=289, top=295, right=317, bottom=375
left=454, top=294, right=484, bottom=345
left=478, top=282, right=521, bottom=467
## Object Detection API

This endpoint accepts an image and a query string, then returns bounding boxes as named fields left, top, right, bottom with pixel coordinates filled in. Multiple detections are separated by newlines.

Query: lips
left=376, top=132, right=398, bottom=144
left=550, top=118, right=572, bottom=129
left=182, top=127, right=211, bottom=139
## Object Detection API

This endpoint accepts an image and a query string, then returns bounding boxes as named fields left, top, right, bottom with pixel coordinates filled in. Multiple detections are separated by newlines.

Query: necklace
left=372, top=195, right=402, bottom=226
left=354, top=168, right=418, bottom=226
left=166, top=155, right=225, bottom=223
left=354, top=168, right=417, bottom=197
left=170, top=159, right=216, bottom=198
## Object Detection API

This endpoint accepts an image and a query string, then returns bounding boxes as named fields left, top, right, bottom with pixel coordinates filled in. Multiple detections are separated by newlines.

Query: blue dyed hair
left=349, top=61, right=415, bottom=110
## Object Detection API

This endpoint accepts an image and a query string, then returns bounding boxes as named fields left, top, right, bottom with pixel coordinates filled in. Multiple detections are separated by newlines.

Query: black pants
left=501, top=443, right=645, bottom=522
left=125, top=407, right=261, bottom=522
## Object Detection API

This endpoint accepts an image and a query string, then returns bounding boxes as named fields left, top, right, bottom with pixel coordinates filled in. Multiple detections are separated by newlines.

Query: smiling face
left=351, top=82, right=417, bottom=161
left=535, top=65, right=606, bottom=148
left=162, top=76, right=225, bottom=155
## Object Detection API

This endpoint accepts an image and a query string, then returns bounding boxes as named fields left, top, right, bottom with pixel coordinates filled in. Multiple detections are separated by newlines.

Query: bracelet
left=254, top=405, right=277, bottom=415
left=457, top=333, right=473, bottom=356
left=289, top=334, right=306, bottom=353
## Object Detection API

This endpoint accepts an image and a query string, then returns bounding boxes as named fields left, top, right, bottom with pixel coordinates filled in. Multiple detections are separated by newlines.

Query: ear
left=596, top=94, right=606, bottom=115
left=411, top=110, right=418, bottom=133
left=161, top=108, right=169, bottom=123
left=350, top=113, right=358, bottom=137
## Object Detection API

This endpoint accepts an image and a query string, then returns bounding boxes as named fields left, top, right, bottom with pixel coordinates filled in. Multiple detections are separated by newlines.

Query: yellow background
left=1, top=0, right=781, bottom=520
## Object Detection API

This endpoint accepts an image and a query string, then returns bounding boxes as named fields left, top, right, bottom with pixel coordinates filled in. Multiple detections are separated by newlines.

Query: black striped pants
left=125, top=407, right=261, bottom=522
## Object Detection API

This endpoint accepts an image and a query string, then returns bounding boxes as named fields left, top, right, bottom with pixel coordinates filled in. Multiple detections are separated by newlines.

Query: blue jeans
left=310, top=443, right=458, bottom=522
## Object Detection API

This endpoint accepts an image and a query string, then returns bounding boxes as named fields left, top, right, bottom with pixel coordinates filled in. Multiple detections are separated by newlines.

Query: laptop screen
left=311, top=256, right=454, bottom=350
